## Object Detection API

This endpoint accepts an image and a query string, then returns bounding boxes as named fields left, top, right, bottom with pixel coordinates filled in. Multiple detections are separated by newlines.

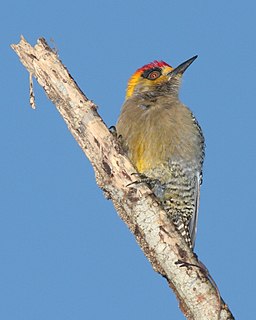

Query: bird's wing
left=189, top=172, right=201, bottom=249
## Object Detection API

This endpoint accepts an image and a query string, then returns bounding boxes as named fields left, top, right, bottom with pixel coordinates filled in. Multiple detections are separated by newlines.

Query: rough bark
left=11, top=36, right=234, bottom=320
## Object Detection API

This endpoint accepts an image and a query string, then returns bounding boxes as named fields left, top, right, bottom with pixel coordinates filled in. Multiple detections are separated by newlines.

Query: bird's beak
left=168, top=55, right=198, bottom=77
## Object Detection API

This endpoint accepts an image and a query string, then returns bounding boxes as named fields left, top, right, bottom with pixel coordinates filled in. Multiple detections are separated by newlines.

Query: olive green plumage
left=116, top=56, right=204, bottom=249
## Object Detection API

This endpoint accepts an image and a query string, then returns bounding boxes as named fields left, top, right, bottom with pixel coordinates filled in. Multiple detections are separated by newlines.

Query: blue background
left=1, top=1, right=255, bottom=319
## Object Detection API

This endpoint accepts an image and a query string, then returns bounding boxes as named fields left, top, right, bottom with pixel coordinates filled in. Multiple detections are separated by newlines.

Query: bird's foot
left=126, top=173, right=160, bottom=189
left=175, top=259, right=198, bottom=269
left=126, top=173, right=149, bottom=187
left=109, top=126, right=124, bottom=146
left=109, top=125, right=117, bottom=136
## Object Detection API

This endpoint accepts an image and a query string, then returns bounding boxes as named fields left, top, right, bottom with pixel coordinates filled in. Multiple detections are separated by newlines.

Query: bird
left=116, top=56, right=205, bottom=250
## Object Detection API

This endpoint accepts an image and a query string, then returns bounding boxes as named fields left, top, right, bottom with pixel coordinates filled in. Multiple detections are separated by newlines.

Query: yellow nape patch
left=126, top=70, right=142, bottom=99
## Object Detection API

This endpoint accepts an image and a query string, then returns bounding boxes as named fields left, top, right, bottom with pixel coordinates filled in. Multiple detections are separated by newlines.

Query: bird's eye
left=147, top=70, right=161, bottom=80
left=142, top=67, right=162, bottom=80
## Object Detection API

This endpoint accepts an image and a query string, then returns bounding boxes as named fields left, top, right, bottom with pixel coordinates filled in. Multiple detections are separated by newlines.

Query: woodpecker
left=116, top=56, right=205, bottom=249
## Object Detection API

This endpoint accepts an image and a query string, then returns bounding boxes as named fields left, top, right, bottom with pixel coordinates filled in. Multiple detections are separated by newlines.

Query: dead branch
left=11, top=36, right=234, bottom=320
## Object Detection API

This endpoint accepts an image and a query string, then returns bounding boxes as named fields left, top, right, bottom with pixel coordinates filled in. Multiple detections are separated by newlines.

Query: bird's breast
left=116, top=98, right=204, bottom=178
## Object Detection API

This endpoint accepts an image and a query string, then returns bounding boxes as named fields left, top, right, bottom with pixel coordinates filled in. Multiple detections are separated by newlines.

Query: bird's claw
left=109, top=126, right=117, bottom=136
left=126, top=173, right=158, bottom=188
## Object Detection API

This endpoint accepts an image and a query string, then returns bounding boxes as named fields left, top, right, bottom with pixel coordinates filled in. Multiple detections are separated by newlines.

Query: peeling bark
left=11, top=36, right=234, bottom=320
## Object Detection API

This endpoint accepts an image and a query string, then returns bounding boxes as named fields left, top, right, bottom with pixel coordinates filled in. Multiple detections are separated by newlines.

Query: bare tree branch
left=11, top=36, right=234, bottom=320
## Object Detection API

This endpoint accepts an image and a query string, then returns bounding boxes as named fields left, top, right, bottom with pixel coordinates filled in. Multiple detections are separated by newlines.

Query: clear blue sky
left=1, top=1, right=255, bottom=319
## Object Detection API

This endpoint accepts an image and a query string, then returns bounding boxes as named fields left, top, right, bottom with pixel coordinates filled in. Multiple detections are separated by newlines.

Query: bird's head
left=126, top=55, right=197, bottom=99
